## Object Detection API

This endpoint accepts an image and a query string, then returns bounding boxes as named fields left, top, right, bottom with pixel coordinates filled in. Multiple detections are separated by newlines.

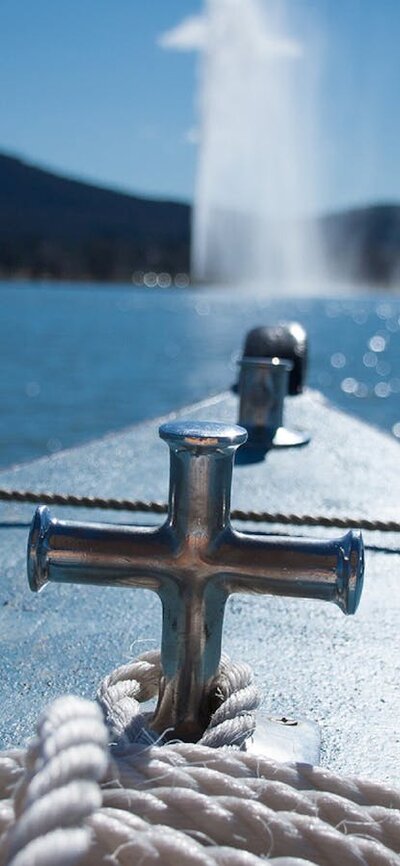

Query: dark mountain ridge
left=0, top=152, right=399, bottom=285
left=318, top=205, right=400, bottom=285
left=0, top=153, right=190, bottom=280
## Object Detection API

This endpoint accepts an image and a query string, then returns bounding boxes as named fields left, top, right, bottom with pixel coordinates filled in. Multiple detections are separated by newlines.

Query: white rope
left=0, top=697, right=108, bottom=866
left=97, top=651, right=260, bottom=749
left=0, top=654, right=399, bottom=866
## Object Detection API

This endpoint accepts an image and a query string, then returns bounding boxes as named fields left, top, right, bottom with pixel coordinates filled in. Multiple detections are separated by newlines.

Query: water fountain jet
left=191, top=0, right=323, bottom=291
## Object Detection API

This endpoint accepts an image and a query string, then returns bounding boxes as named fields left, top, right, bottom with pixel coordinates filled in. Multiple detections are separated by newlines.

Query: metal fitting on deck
left=27, top=420, right=364, bottom=743
left=237, top=323, right=310, bottom=449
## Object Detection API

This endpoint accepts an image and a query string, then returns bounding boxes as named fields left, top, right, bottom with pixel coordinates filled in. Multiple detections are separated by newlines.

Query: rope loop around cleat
left=97, top=651, right=260, bottom=750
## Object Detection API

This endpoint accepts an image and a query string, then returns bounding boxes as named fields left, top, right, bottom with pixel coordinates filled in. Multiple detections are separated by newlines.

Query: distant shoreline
left=1, top=275, right=399, bottom=295
left=0, top=271, right=192, bottom=288
left=1, top=152, right=399, bottom=288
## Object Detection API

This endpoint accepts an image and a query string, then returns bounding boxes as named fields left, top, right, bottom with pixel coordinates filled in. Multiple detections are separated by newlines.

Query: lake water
left=0, top=281, right=399, bottom=468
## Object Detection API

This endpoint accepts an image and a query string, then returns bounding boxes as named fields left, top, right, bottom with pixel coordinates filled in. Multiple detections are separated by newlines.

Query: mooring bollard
left=237, top=323, right=310, bottom=448
left=28, top=420, right=364, bottom=742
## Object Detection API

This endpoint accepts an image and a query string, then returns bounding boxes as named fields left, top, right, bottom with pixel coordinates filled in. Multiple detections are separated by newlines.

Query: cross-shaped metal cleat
left=28, top=421, right=364, bottom=742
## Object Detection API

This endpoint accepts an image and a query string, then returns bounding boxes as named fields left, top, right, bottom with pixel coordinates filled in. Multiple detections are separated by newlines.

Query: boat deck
left=0, top=389, right=399, bottom=783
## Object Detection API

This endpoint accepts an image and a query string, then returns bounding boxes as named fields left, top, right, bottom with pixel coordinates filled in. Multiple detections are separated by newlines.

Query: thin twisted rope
left=1, top=487, right=399, bottom=533
left=0, top=657, right=399, bottom=866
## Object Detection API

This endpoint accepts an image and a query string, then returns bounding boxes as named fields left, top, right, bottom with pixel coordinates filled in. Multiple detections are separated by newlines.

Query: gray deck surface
left=0, top=390, right=399, bottom=784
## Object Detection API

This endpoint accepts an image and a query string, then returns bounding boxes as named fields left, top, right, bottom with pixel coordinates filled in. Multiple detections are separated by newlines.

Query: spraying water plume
left=191, top=0, right=323, bottom=290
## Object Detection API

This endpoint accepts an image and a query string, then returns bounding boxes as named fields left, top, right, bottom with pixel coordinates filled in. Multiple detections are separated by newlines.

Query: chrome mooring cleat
left=238, top=323, right=310, bottom=449
left=242, top=323, right=309, bottom=396
left=28, top=420, right=364, bottom=744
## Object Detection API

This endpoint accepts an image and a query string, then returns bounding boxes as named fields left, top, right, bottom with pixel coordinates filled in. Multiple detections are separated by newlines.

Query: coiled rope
left=0, top=652, right=399, bottom=866
left=0, top=488, right=399, bottom=533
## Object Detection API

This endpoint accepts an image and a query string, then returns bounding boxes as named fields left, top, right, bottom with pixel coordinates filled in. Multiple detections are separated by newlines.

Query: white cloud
left=157, top=14, right=207, bottom=52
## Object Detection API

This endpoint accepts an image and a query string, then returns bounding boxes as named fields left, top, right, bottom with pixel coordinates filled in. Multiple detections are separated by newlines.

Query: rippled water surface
left=0, top=281, right=399, bottom=467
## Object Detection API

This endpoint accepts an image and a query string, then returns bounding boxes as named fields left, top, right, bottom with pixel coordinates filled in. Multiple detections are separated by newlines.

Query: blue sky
left=0, top=0, right=399, bottom=212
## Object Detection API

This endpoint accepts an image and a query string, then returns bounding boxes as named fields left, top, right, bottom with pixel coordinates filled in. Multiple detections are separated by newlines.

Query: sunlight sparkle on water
left=368, top=335, right=387, bottom=352
left=376, top=303, right=394, bottom=320
left=374, top=382, right=391, bottom=398
left=330, top=352, right=346, bottom=369
left=341, top=377, right=358, bottom=395
left=376, top=360, right=391, bottom=376
left=158, top=273, right=173, bottom=288
left=352, top=310, right=368, bottom=325
left=195, top=300, right=211, bottom=316
left=389, top=378, right=400, bottom=393
left=363, top=352, right=377, bottom=368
